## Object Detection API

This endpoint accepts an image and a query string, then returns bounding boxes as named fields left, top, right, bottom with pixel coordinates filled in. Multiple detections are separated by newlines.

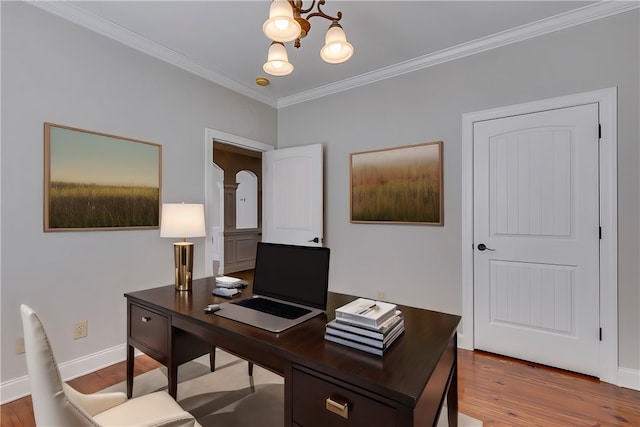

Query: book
left=324, top=325, right=404, bottom=356
left=326, top=314, right=404, bottom=340
left=324, top=333, right=384, bottom=356
left=215, top=276, right=248, bottom=288
left=335, top=298, right=397, bottom=328
left=325, top=321, right=405, bottom=349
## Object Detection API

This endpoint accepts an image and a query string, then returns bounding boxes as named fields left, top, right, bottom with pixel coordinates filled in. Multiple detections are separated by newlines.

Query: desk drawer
left=129, top=304, right=168, bottom=356
left=292, top=367, right=395, bottom=427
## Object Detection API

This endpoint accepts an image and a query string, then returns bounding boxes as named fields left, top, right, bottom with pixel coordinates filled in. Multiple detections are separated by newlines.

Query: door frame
left=203, top=128, right=274, bottom=277
left=460, top=87, right=618, bottom=384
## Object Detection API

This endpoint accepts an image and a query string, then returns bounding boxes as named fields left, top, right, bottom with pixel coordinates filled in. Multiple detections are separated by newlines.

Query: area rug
left=102, top=350, right=482, bottom=426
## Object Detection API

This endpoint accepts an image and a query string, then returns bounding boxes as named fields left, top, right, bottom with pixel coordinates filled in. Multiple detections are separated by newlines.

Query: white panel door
left=262, top=144, right=323, bottom=246
left=473, top=104, right=600, bottom=376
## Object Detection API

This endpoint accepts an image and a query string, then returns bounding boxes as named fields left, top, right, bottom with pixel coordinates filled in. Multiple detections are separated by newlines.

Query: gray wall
left=1, top=1, right=638, bottom=391
left=278, top=11, right=640, bottom=370
left=1, top=2, right=277, bottom=382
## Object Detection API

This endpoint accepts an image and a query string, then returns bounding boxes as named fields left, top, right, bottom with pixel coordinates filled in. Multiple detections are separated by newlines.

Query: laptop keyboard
left=233, top=297, right=311, bottom=320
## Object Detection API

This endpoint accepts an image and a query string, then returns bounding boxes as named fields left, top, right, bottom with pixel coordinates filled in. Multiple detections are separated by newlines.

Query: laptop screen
left=252, top=242, right=330, bottom=310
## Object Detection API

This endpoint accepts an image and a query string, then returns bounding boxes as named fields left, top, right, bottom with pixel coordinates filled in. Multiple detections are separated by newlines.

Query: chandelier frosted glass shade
left=263, top=42, right=294, bottom=76
left=263, top=0, right=302, bottom=43
left=320, top=22, right=354, bottom=64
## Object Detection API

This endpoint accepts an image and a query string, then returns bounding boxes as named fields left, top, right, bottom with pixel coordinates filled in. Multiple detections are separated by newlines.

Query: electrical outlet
left=16, top=337, right=25, bottom=354
left=74, top=321, right=88, bottom=340
left=376, top=291, right=386, bottom=301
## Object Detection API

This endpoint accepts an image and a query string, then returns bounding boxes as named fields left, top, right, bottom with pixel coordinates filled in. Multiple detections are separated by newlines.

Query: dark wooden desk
left=125, top=277, right=461, bottom=427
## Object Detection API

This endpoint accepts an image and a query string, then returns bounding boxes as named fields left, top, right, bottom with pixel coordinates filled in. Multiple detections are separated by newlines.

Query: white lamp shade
left=263, top=0, right=301, bottom=43
left=160, top=203, right=206, bottom=238
left=263, top=42, right=294, bottom=76
left=320, top=22, right=354, bottom=64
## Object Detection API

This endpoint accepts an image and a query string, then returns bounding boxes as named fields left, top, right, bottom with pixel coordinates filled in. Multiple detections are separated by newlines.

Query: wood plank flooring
left=2, top=349, right=638, bottom=426
left=458, top=350, right=639, bottom=426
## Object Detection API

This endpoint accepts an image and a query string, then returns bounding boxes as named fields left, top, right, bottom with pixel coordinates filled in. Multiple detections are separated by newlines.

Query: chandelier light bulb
left=263, top=0, right=302, bottom=43
left=275, top=19, right=290, bottom=31
left=320, top=21, right=353, bottom=64
left=263, top=42, right=294, bottom=76
left=329, top=43, right=343, bottom=54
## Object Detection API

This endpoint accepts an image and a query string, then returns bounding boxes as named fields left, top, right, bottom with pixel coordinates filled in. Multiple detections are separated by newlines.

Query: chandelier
left=262, top=0, right=354, bottom=76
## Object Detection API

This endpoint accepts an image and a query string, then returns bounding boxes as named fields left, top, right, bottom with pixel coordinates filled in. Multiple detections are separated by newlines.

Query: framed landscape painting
left=44, top=123, right=162, bottom=231
left=350, top=141, right=443, bottom=225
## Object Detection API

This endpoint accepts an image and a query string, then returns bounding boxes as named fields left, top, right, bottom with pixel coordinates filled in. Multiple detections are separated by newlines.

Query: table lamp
left=160, top=203, right=206, bottom=291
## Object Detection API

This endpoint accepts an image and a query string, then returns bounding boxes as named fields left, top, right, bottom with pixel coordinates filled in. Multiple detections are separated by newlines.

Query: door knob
left=477, top=243, right=495, bottom=251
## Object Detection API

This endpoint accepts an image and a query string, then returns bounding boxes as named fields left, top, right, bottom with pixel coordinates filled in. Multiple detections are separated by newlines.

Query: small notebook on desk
left=215, top=242, right=330, bottom=333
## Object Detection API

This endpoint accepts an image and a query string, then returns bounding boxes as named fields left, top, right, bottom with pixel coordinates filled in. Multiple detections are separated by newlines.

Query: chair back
left=20, top=304, right=97, bottom=426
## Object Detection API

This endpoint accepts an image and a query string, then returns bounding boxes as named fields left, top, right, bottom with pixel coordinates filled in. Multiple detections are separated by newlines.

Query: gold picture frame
left=350, top=141, right=443, bottom=225
left=44, top=123, right=162, bottom=231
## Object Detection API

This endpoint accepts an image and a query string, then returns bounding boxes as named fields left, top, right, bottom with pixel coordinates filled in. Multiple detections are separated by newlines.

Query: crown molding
left=278, top=1, right=639, bottom=107
left=30, top=1, right=639, bottom=109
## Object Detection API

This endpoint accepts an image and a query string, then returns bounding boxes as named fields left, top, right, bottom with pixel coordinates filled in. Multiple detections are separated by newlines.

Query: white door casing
left=262, top=144, right=323, bottom=246
left=461, top=88, right=618, bottom=384
left=473, top=104, right=600, bottom=376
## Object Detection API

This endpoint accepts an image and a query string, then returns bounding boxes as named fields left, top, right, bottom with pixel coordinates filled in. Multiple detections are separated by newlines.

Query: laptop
left=215, top=242, right=330, bottom=333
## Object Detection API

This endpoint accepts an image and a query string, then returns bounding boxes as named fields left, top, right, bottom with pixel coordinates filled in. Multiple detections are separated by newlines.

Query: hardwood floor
left=458, top=350, right=639, bottom=426
left=2, top=349, right=638, bottom=426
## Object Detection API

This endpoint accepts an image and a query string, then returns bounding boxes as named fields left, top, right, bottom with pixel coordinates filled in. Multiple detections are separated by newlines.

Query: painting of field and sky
left=44, top=123, right=161, bottom=231
left=350, top=142, right=442, bottom=225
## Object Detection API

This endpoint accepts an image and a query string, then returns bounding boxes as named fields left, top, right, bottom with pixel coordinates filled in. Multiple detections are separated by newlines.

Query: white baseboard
left=458, top=332, right=472, bottom=350
left=618, top=367, right=640, bottom=391
left=1, top=343, right=128, bottom=405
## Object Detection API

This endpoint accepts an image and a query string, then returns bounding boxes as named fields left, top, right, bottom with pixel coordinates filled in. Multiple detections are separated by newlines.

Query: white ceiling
left=34, top=1, right=635, bottom=108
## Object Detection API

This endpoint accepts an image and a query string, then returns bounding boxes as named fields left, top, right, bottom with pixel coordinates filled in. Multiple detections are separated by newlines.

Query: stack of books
left=215, top=276, right=248, bottom=288
left=325, top=298, right=404, bottom=356
left=212, top=275, right=248, bottom=298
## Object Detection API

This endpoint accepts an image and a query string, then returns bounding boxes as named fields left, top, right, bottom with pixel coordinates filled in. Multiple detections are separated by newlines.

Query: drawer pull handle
left=325, top=397, right=349, bottom=419
left=141, top=316, right=151, bottom=323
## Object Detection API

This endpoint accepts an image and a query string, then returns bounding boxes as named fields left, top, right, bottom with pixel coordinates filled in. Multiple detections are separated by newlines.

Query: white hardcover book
left=335, top=298, right=397, bottom=328
left=216, top=276, right=242, bottom=284
left=335, top=310, right=402, bottom=331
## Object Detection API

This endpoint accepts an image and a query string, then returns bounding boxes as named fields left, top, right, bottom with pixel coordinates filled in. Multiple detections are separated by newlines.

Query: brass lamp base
left=173, top=242, right=194, bottom=291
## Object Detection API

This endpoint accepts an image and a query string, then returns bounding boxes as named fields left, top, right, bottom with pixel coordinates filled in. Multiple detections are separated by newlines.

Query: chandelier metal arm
left=291, top=0, right=315, bottom=15
left=290, top=0, right=342, bottom=23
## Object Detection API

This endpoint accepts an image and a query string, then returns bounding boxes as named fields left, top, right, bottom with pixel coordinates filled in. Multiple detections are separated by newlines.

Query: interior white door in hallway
left=262, top=143, right=323, bottom=246
left=473, top=103, right=600, bottom=377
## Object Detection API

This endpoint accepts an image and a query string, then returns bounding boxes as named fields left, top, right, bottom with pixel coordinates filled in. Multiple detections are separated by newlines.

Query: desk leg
left=446, top=359, right=458, bottom=427
left=167, top=326, right=178, bottom=399
left=168, top=363, right=178, bottom=399
left=126, top=344, right=134, bottom=399
left=283, top=363, right=293, bottom=426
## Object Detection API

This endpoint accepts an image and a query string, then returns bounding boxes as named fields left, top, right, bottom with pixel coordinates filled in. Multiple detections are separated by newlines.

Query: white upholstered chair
left=20, top=304, right=203, bottom=427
